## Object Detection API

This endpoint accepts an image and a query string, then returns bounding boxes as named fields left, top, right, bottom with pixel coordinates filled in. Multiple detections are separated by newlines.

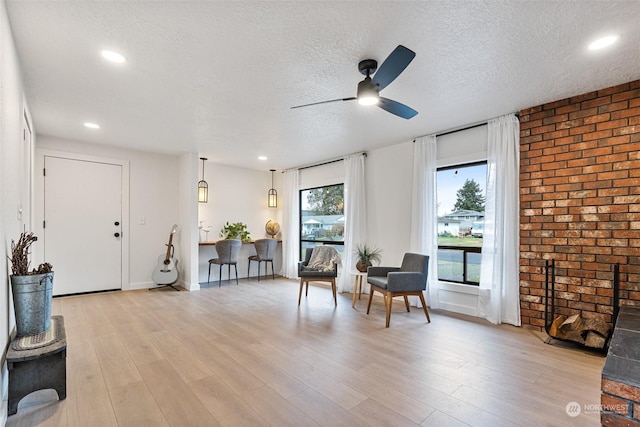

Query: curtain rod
left=413, top=112, right=520, bottom=141
left=289, top=152, right=367, bottom=171
left=436, top=121, right=486, bottom=138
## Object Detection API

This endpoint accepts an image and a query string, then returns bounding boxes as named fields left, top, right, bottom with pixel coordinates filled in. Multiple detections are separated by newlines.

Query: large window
left=436, top=162, right=486, bottom=285
left=299, top=184, right=345, bottom=259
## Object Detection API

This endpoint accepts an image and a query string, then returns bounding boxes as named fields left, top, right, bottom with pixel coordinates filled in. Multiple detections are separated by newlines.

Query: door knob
left=114, top=232, right=120, bottom=238
left=114, top=221, right=120, bottom=226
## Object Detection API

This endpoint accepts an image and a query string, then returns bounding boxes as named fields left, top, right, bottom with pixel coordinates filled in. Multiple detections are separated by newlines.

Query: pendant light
left=198, top=157, right=208, bottom=203
left=268, top=169, right=277, bottom=208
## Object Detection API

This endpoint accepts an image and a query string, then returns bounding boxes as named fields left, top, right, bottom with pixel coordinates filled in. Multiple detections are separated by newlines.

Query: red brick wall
left=519, top=80, right=640, bottom=329
left=602, top=378, right=640, bottom=426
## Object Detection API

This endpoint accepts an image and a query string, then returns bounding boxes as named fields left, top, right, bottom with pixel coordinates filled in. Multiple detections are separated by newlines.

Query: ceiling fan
left=291, top=45, right=418, bottom=119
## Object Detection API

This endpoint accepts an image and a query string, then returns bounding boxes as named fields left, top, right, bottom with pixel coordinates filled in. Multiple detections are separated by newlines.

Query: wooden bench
left=6, top=315, right=67, bottom=416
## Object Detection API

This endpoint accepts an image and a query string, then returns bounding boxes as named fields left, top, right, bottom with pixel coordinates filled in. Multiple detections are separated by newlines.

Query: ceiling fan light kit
left=356, top=78, right=379, bottom=106
left=292, top=45, right=418, bottom=119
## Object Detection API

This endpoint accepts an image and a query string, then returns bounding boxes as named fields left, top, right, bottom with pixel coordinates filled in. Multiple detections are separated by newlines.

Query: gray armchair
left=208, top=239, right=242, bottom=286
left=366, top=252, right=431, bottom=327
left=298, top=246, right=339, bottom=306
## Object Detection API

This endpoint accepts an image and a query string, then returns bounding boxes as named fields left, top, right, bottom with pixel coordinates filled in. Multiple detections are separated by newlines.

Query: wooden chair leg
left=403, top=295, right=410, bottom=312
left=270, top=261, right=275, bottom=279
left=418, top=292, right=431, bottom=323
left=298, top=279, right=304, bottom=305
left=385, top=293, right=393, bottom=328
left=218, top=265, right=222, bottom=287
left=208, top=263, right=212, bottom=283
left=367, top=287, right=375, bottom=314
left=331, top=279, right=337, bottom=306
left=305, top=282, right=309, bottom=296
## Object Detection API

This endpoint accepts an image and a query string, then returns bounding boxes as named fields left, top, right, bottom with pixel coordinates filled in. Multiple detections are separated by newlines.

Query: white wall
left=197, top=162, right=283, bottom=283
left=365, top=142, right=414, bottom=268
left=179, top=152, right=200, bottom=290
left=0, top=0, right=30, bottom=420
left=35, top=136, right=181, bottom=290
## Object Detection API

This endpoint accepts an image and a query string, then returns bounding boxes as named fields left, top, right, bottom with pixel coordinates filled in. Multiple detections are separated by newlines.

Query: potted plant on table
left=8, top=231, right=54, bottom=336
left=354, top=243, right=383, bottom=272
left=220, top=221, right=251, bottom=242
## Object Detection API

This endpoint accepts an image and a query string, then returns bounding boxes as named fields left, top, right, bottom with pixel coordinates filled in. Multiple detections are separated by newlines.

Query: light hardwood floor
left=7, top=278, right=604, bottom=426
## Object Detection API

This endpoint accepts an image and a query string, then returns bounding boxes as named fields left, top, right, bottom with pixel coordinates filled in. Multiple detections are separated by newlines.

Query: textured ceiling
left=5, top=1, right=640, bottom=170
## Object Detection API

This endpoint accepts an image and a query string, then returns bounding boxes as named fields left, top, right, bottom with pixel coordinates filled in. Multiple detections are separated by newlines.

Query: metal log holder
left=543, top=259, right=620, bottom=351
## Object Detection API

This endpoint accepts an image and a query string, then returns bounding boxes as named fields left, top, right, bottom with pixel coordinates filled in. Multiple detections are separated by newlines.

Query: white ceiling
left=5, top=1, right=640, bottom=171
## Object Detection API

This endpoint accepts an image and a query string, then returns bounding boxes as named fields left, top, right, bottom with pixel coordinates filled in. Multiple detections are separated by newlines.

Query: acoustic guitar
left=151, top=224, right=179, bottom=286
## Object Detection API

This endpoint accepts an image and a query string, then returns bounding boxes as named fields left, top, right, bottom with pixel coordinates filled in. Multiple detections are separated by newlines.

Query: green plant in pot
left=220, top=222, right=251, bottom=242
left=8, top=231, right=54, bottom=337
left=354, top=243, right=382, bottom=272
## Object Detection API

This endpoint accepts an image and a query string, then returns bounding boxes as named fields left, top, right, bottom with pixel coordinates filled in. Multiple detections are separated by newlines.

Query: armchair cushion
left=299, top=268, right=337, bottom=278
left=367, top=272, right=426, bottom=292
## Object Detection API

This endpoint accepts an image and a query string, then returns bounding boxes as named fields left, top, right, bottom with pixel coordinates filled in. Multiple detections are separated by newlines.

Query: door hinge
left=43, top=220, right=46, bottom=228
left=23, top=129, right=26, bottom=140
left=43, top=168, right=46, bottom=176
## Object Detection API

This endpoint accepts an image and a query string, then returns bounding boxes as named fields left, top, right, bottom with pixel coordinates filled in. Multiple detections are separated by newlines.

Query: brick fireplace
left=519, top=79, right=640, bottom=330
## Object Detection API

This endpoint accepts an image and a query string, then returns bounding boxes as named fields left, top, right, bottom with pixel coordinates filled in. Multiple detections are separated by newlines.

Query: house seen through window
left=436, top=162, right=487, bottom=285
left=299, top=184, right=345, bottom=259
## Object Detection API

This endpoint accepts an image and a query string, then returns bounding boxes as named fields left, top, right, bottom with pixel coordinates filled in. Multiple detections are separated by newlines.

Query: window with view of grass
left=437, top=162, right=486, bottom=285
left=299, top=184, right=345, bottom=260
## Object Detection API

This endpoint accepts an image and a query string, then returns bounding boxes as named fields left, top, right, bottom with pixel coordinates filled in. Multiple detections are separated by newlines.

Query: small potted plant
left=8, top=231, right=54, bottom=336
left=220, top=222, right=251, bottom=242
left=354, top=243, right=382, bottom=272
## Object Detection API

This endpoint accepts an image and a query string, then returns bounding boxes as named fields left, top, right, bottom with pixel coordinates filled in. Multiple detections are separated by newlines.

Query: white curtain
left=338, top=154, right=367, bottom=293
left=281, top=169, right=300, bottom=279
left=478, top=114, right=521, bottom=325
left=410, top=135, right=439, bottom=308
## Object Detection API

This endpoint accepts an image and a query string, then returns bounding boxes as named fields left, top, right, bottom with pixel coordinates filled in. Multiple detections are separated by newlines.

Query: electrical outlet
left=138, top=216, right=146, bottom=225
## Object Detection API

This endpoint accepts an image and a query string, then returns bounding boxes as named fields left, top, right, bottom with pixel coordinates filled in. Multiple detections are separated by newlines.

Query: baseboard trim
left=438, top=301, right=479, bottom=317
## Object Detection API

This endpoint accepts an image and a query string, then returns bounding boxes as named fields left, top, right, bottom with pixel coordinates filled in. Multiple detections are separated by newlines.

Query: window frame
left=299, top=183, right=345, bottom=260
left=436, top=160, right=487, bottom=286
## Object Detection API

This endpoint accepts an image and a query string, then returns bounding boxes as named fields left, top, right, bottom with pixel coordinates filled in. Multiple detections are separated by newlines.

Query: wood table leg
left=352, top=275, right=358, bottom=308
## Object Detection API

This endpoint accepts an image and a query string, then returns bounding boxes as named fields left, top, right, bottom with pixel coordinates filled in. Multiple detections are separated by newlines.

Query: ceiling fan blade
left=378, top=97, right=418, bottom=119
left=291, top=97, right=356, bottom=109
left=371, top=45, right=416, bottom=91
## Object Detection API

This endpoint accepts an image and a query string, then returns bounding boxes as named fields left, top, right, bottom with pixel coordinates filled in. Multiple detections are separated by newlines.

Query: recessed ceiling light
left=258, top=156, right=267, bottom=161
left=101, top=50, right=127, bottom=63
left=84, top=122, right=100, bottom=129
left=588, top=35, right=619, bottom=50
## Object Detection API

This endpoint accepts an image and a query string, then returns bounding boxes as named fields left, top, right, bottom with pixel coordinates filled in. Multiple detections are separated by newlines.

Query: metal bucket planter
left=10, top=272, right=54, bottom=337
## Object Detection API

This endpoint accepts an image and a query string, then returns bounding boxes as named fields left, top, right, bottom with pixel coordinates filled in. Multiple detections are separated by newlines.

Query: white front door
left=44, top=156, right=123, bottom=295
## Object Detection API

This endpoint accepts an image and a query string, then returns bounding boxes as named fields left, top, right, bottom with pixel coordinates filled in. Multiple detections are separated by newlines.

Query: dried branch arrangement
left=8, top=232, right=53, bottom=276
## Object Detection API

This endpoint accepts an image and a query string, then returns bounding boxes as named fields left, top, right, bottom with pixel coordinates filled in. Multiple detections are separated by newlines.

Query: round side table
left=351, top=271, right=367, bottom=308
